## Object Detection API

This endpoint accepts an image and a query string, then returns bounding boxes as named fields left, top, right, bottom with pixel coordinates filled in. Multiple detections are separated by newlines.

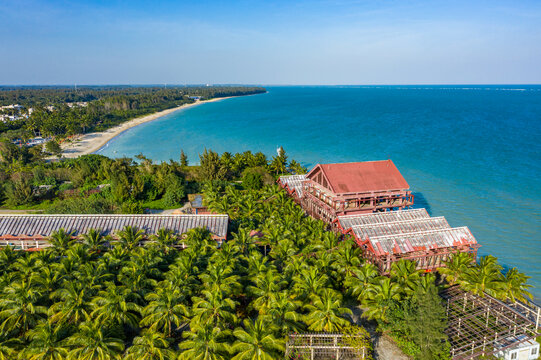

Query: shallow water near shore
left=97, top=85, right=541, bottom=300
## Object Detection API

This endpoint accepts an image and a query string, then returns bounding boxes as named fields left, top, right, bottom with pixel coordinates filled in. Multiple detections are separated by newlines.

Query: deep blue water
left=98, top=86, right=541, bottom=300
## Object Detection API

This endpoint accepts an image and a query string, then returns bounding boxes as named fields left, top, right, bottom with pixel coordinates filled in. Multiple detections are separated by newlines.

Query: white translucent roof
left=338, top=208, right=429, bottom=229
left=278, top=174, right=306, bottom=197
left=338, top=209, right=477, bottom=256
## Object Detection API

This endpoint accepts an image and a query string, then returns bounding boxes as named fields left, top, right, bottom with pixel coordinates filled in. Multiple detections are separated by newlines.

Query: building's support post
left=310, top=335, right=314, bottom=360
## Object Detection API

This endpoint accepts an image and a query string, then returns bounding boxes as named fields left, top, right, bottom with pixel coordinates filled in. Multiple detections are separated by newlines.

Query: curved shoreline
left=60, top=96, right=236, bottom=158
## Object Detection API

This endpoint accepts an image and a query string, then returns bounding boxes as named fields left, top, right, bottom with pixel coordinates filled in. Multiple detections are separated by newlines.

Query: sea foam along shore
left=60, top=96, right=235, bottom=158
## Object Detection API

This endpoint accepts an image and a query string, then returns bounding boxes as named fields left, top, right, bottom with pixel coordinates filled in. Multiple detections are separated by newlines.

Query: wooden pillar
left=310, top=335, right=314, bottom=360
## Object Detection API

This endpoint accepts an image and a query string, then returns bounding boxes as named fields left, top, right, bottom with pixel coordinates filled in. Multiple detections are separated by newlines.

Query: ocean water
left=98, top=86, right=541, bottom=300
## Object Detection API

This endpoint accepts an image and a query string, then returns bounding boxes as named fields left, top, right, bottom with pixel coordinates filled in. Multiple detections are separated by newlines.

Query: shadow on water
left=411, top=192, right=432, bottom=215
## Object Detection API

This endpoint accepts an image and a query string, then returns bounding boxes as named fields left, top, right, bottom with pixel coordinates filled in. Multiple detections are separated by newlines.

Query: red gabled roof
left=307, top=160, right=409, bottom=194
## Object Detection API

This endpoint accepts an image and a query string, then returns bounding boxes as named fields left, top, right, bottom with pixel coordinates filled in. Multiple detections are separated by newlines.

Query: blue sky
left=1, top=0, right=540, bottom=85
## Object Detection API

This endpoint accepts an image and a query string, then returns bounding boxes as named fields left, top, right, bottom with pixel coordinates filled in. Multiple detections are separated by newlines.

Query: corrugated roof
left=370, top=227, right=477, bottom=256
left=350, top=216, right=450, bottom=239
left=308, top=160, right=409, bottom=194
left=278, top=174, right=306, bottom=197
left=338, top=208, right=429, bottom=229
left=0, top=214, right=229, bottom=238
left=338, top=208, right=478, bottom=257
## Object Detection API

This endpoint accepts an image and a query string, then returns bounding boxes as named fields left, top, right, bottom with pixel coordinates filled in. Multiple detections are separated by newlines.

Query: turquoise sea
left=97, top=86, right=541, bottom=300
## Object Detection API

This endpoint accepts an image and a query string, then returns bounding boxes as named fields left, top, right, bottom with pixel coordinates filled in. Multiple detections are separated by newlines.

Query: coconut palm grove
left=0, top=150, right=535, bottom=360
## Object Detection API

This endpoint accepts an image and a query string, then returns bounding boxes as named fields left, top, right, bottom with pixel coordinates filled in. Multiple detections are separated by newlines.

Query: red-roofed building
left=296, top=160, right=413, bottom=223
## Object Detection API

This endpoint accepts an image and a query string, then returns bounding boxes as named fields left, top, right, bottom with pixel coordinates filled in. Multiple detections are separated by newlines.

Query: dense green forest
left=0, top=181, right=532, bottom=359
left=0, top=86, right=265, bottom=140
left=0, top=143, right=535, bottom=359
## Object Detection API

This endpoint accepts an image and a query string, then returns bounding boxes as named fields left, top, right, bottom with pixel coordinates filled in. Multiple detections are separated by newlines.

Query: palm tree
left=239, top=200, right=262, bottom=223
left=264, top=291, right=304, bottom=336
left=199, top=263, right=240, bottom=297
left=460, top=255, right=503, bottom=297
left=123, top=330, right=175, bottom=360
left=208, top=196, right=233, bottom=216
left=0, top=335, right=19, bottom=360
left=231, top=318, right=284, bottom=360
left=332, top=241, right=362, bottom=281
left=118, top=262, right=158, bottom=298
left=151, top=228, right=177, bottom=251
left=72, top=262, right=112, bottom=294
left=190, top=290, right=237, bottom=329
left=0, top=279, right=47, bottom=335
left=11, top=254, right=41, bottom=281
left=231, top=228, right=257, bottom=256
left=90, top=282, right=142, bottom=329
left=165, top=255, right=200, bottom=295
left=20, top=320, right=69, bottom=360
left=390, top=259, right=422, bottom=295
left=248, top=270, right=286, bottom=315
left=140, top=282, right=189, bottom=337
left=438, top=252, right=474, bottom=285
left=34, top=265, right=63, bottom=294
left=48, top=229, right=75, bottom=253
left=0, top=246, right=18, bottom=273
left=303, top=289, right=352, bottom=332
left=183, top=228, right=214, bottom=254
left=246, top=251, right=274, bottom=277
left=292, top=267, right=328, bottom=300
left=102, top=245, right=129, bottom=272
left=211, top=241, right=240, bottom=265
left=81, top=229, right=107, bottom=254
left=65, top=243, right=91, bottom=265
left=363, top=277, right=402, bottom=323
left=498, top=268, right=532, bottom=302
left=415, top=272, right=440, bottom=293
left=67, top=321, right=124, bottom=360
left=269, top=239, right=297, bottom=264
left=345, top=263, right=379, bottom=302
left=116, top=226, right=145, bottom=251
left=49, top=281, right=91, bottom=326
left=177, top=323, right=231, bottom=360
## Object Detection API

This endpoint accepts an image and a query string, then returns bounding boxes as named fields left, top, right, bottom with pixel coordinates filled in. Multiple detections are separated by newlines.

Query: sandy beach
left=60, top=97, right=234, bottom=158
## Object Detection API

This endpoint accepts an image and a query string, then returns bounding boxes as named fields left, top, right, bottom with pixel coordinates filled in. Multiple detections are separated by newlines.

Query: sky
left=1, top=0, right=540, bottom=85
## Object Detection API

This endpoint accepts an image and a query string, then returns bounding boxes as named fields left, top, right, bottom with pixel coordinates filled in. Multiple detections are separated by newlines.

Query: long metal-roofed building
left=0, top=214, right=229, bottom=250
left=278, top=160, right=413, bottom=223
left=334, top=208, right=480, bottom=273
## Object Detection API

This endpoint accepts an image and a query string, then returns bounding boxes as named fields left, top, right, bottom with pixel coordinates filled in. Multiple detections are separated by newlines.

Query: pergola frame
left=441, top=286, right=541, bottom=360
left=285, top=333, right=368, bottom=360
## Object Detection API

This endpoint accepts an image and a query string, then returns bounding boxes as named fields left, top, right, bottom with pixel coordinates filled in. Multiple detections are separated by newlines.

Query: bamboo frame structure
left=441, top=286, right=541, bottom=360
left=285, top=333, right=368, bottom=360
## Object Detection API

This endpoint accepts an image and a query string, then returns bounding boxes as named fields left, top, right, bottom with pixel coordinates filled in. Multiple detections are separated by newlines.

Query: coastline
left=60, top=96, right=235, bottom=158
